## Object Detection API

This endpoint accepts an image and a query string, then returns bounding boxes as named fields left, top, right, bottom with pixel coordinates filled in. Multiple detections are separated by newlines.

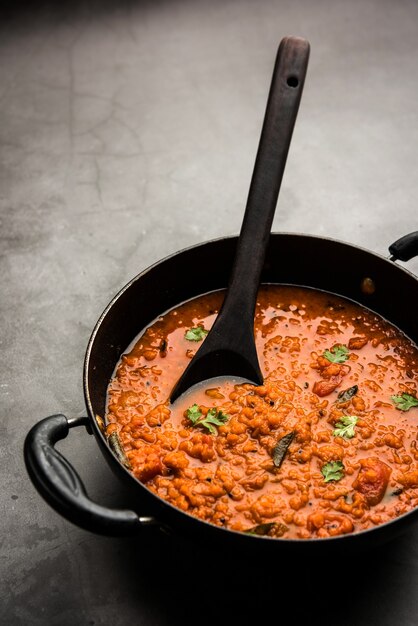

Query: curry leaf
left=391, top=393, right=418, bottom=411
left=337, top=385, right=358, bottom=403
left=107, top=431, right=132, bottom=470
left=272, top=431, right=295, bottom=468
left=245, top=522, right=288, bottom=537
left=321, top=460, right=345, bottom=482
left=184, top=326, right=208, bottom=341
left=323, top=345, right=349, bottom=364
left=333, top=415, right=358, bottom=439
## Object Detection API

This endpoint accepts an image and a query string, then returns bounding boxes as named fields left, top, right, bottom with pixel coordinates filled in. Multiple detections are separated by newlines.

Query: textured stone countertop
left=2, top=0, right=418, bottom=624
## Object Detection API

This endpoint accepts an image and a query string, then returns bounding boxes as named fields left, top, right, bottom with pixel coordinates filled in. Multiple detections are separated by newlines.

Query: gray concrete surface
left=2, top=0, right=418, bottom=624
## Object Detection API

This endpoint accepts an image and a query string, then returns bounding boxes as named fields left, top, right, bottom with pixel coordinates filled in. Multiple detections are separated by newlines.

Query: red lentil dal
left=105, top=286, right=418, bottom=539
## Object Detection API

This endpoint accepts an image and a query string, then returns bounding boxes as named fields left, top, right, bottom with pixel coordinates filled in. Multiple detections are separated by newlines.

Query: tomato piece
left=313, top=375, right=342, bottom=397
left=352, top=457, right=391, bottom=505
left=135, top=454, right=163, bottom=482
left=307, top=512, right=354, bottom=536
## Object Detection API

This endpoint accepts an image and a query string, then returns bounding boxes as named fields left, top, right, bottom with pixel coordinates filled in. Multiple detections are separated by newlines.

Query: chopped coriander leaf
left=333, top=415, right=358, bottom=439
left=323, top=345, right=349, bottom=364
left=185, top=405, right=229, bottom=435
left=186, top=403, right=203, bottom=424
left=391, top=393, right=418, bottom=412
left=184, top=326, right=208, bottom=341
left=321, top=460, right=345, bottom=483
left=202, top=408, right=229, bottom=434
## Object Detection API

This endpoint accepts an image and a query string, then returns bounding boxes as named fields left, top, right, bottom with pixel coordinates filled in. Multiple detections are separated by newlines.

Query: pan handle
left=389, top=231, right=418, bottom=262
left=24, top=414, right=159, bottom=536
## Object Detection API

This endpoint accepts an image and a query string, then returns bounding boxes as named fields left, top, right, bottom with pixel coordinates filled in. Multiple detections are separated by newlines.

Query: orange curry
left=105, top=286, right=418, bottom=539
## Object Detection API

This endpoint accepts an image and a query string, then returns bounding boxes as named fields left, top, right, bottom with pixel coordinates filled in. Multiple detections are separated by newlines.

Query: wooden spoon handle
left=222, top=36, right=310, bottom=325
left=170, top=37, right=310, bottom=401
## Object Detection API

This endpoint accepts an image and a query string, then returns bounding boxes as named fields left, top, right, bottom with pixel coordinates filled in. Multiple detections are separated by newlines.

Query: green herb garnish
left=184, top=326, right=208, bottom=341
left=333, top=415, right=358, bottom=439
left=186, top=404, right=203, bottom=423
left=321, top=460, right=345, bottom=483
left=186, top=404, right=229, bottom=434
left=391, top=393, right=418, bottom=412
left=323, top=345, right=349, bottom=364
left=323, top=345, right=349, bottom=363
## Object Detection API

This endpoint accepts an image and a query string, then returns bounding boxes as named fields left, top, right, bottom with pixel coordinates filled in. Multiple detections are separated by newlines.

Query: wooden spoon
left=170, top=36, right=310, bottom=403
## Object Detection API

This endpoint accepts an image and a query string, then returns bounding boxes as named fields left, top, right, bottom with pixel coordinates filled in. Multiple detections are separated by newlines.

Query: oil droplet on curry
left=105, top=286, right=418, bottom=539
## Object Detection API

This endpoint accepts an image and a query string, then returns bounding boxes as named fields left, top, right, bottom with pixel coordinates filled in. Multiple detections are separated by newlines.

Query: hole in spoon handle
left=287, top=75, right=299, bottom=88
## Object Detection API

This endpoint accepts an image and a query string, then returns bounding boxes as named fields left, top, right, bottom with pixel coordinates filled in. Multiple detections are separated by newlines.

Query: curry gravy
left=105, top=286, right=418, bottom=539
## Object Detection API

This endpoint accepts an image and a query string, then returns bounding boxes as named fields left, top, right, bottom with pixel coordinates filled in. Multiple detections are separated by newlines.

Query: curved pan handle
left=389, top=231, right=418, bottom=262
left=24, top=414, right=158, bottom=536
